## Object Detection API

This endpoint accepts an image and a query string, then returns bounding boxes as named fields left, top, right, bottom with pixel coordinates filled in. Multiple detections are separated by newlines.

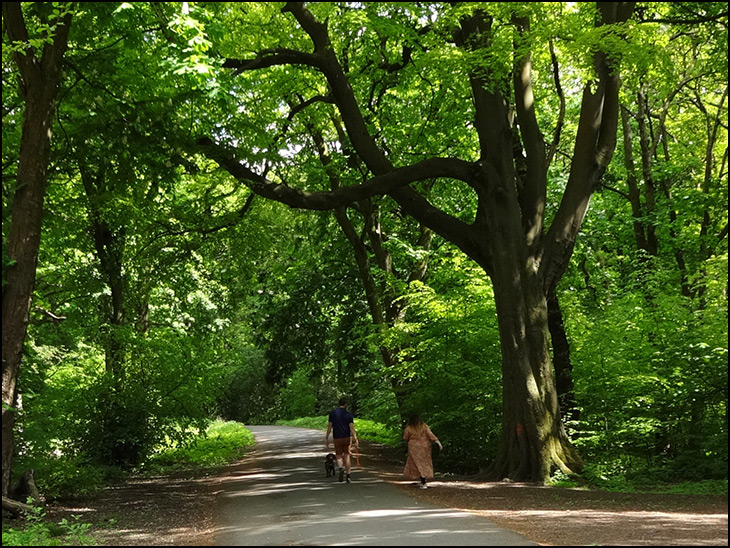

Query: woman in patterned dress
left=403, top=415, right=443, bottom=489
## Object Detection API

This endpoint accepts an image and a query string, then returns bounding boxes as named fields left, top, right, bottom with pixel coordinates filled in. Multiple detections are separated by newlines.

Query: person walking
left=403, top=414, right=442, bottom=489
left=325, top=397, right=359, bottom=483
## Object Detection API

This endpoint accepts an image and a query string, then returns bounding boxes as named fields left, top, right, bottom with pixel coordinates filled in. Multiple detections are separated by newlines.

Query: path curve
left=213, top=425, right=535, bottom=546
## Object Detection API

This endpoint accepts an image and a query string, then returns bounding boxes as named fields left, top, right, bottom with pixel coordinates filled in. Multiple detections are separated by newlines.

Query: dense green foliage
left=2, top=1, right=727, bottom=506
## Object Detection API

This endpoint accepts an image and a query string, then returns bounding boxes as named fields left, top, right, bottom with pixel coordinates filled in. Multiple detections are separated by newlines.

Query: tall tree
left=2, top=2, right=72, bottom=496
left=193, top=2, right=635, bottom=482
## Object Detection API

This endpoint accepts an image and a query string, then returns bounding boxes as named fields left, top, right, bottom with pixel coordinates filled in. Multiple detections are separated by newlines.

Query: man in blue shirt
left=325, top=397, right=359, bottom=482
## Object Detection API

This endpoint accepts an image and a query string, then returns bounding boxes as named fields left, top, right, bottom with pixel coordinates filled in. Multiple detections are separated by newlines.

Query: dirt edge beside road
left=360, top=440, right=728, bottom=546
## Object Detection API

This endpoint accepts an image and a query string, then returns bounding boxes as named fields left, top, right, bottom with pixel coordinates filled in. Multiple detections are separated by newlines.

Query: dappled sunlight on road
left=212, top=425, right=536, bottom=546
left=215, top=504, right=518, bottom=546
left=47, top=425, right=727, bottom=546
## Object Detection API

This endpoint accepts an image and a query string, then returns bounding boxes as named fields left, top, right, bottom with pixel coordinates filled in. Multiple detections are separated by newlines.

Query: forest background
left=1, top=0, right=727, bottom=511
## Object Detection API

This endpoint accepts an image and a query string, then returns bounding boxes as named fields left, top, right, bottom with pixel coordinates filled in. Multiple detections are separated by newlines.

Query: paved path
left=214, top=425, right=535, bottom=546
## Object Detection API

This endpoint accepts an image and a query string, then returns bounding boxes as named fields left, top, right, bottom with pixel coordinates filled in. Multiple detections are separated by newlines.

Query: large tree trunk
left=469, top=164, right=582, bottom=481
left=1, top=3, right=72, bottom=496
left=489, top=267, right=583, bottom=480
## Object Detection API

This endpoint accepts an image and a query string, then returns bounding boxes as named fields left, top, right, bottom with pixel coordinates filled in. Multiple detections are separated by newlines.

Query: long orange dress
left=403, top=424, right=438, bottom=479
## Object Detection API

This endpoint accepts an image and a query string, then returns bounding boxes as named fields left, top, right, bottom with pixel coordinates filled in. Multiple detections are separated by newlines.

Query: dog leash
left=352, top=443, right=361, bottom=467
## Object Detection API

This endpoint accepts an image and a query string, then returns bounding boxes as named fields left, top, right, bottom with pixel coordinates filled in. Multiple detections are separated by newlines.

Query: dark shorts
left=333, top=437, right=351, bottom=458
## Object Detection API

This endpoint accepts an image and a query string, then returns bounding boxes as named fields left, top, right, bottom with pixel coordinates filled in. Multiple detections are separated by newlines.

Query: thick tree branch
left=547, top=38, right=566, bottom=168
left=513, top=15, right=547, bottom=249
left=197, top=137, right=475, bottom=211
left=334, top=206, right=386, bottom=325
left=307, top=123, right=387, bottom=324
left=151, top=192, right=256, bottom=241
left=3, top=3, right=35, bottom=77
left=390, top=185, right=478, bottom=261
left=619, top=105, right=650, bottom=252
left=3, top=3, right=73, bottom=91
left=282, top=2, right=331, bottom=52
left=222, top=48, right=321, bottom=72
left=539, top=2, right=635, bottom=291
left=231, top=2, right=389, bottom=175
left=456, top=12, right=512, bottom=164
left=217, top=2, right=480, bottom=260
left=2, top=495, right=34, bottom=517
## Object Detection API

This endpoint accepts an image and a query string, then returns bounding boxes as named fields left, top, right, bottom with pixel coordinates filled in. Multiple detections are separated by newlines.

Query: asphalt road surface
left=214, top=425, right=535, bottom=546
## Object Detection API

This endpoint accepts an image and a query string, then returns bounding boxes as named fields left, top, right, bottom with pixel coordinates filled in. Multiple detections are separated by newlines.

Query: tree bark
left=547, top=288, right=579, bottom=428
left=636, top=88, right=659, bottom=255
left=9, top=468, right=40, bottom=504
left=78, top=162, right=128, bottom=386
left=694, top=84, right=728, bottom=305
left=2, top=496, right=34, bottom=517
left=1, top=2, right=72, bottom=497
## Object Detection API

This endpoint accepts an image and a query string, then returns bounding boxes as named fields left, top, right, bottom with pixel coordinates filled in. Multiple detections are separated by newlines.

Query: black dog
left=325, top=453, right=336, bottom=478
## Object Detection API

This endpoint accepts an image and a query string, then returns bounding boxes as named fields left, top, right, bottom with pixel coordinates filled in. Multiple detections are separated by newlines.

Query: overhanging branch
left=197, top=137, right=476, bottom=211
left=222, top=48, right=321, bottom=72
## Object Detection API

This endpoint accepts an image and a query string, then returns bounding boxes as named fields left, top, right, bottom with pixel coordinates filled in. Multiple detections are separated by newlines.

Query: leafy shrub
left=14, top=421, right=254, bottom=501
left=146, top=420, right=255, bottom=470
left=1, top=506, right=95, bottom=546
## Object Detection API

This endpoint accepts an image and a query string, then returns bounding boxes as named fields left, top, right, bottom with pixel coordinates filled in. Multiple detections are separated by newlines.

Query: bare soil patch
left=389, top=479, right=728, bottom=546
left=36, top=439, right=728, bottom=546
left=42, top=470, right=218, bottom=546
